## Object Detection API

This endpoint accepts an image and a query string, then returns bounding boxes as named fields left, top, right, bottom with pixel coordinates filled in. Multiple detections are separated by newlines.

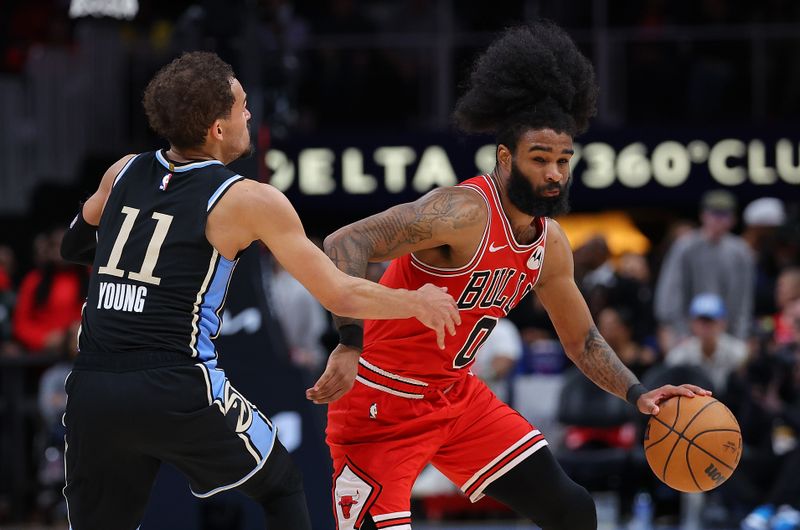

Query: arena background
left=0, top=1, right=798, bottom=529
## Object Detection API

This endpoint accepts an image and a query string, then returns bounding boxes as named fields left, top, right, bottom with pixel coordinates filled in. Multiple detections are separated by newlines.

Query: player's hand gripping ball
left=644, top=394, right=742, bottom=492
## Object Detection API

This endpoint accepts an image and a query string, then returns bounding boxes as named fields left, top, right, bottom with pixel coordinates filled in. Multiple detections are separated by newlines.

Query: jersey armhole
left=409, top=184, right=491, bottom=275
left=111, top=153, right=141, bottom=188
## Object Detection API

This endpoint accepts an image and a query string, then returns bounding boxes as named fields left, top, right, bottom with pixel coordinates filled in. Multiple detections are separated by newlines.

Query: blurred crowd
left=1, top=0, right=799, bottom=137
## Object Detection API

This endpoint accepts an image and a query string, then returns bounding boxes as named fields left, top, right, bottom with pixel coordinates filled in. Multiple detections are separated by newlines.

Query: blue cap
left=689, top=293, right=726, bottom=319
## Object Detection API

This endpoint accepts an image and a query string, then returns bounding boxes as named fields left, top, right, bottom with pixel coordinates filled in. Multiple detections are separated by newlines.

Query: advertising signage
left=259, top=129, right=799, bottom=219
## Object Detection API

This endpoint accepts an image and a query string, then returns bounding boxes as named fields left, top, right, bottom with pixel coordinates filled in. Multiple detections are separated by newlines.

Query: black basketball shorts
left=63, top=353, right=279, bottom=529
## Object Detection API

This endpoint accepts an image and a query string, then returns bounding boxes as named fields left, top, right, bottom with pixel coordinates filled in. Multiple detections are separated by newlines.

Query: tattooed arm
left=534, top=221, right=710, bottom=414
left=306, top=187, right=483, bottom=404
left=323, top=186, right=486, bottom=330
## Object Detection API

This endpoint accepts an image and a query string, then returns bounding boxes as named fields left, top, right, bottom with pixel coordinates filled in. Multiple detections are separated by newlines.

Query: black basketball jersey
left=79, top=150, right=244, bottom=363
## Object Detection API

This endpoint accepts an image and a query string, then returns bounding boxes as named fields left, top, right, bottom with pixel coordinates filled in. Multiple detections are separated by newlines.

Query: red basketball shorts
left=326, top=359, right=548, bottom=530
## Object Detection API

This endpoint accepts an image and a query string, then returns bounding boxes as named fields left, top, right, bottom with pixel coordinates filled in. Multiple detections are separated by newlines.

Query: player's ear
left=209, top=119, right=224, bottom=141
left=497, top=144, right=512, bottom=173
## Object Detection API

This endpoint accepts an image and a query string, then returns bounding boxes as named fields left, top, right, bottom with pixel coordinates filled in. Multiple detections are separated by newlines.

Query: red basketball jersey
left=362, top=175, right=549, bottom=387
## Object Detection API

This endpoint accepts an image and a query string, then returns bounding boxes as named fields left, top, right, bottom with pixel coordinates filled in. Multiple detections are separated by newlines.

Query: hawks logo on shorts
left=220, top=381, right=253, bottom=434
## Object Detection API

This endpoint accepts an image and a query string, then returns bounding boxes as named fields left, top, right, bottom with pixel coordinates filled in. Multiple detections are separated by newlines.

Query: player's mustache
left=540, top=183, right=564, bottom=193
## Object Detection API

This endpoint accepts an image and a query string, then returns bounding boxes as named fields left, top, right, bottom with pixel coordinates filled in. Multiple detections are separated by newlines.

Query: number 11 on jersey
left=98, top=206, right=174, bottom=286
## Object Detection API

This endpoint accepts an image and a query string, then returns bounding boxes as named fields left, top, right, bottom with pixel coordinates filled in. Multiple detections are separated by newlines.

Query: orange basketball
left=644, top=394, right=742, bottom=492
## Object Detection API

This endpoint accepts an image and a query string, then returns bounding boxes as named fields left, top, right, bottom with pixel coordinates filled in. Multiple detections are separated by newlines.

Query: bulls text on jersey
left=455, top=267, right=533, bottom=315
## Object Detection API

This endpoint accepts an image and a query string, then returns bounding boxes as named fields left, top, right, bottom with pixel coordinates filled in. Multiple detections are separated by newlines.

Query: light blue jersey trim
left=195, top=255, right=237, bottom=362
left=155, top=150, right=223, bottom=172
left=112, top=154, right=141, bottom=188
left=207, top=175, right=244, bottom=212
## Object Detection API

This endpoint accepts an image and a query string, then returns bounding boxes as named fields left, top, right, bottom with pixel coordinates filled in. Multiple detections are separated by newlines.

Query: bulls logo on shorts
left=338, top=490, right=360, bottom=519
left=333, top=460, right=381, bottom=530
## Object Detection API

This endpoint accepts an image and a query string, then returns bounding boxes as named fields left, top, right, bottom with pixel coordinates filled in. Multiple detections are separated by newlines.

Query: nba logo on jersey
left=159, top=173, right=172, bottom=191
left=527, top=246, right=544, bottom=270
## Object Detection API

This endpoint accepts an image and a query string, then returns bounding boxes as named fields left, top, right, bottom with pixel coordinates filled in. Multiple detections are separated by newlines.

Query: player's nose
left=545, top=167, right=563, bottom=182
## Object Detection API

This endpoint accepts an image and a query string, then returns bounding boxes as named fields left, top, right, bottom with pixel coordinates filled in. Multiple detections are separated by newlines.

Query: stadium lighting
left=69, top=0, right=138, bottom=19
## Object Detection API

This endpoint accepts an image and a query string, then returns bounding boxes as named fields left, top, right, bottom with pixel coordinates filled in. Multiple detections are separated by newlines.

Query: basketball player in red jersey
left=308, top=23, right=711, bottom=530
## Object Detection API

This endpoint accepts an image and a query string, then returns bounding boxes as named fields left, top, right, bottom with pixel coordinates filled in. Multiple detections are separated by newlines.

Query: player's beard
left=507, top=160, right=571, bottom=218
left=235, top=122, right=254, bottom=161
left=237, top=141, right=254, bottom=160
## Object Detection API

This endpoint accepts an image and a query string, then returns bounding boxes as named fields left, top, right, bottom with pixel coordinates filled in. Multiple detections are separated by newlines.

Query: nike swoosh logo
left=489, top=243, right=507, bottom=252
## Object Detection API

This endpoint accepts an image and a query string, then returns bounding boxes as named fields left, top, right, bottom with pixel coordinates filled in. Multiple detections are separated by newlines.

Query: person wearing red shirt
left=13, top=229, right=86, bottom=353
left=308, top=23, right=710, bottom=530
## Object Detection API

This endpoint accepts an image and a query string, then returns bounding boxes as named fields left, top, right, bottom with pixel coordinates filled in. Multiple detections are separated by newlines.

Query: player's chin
left=237, top=142, right=255, bottom=161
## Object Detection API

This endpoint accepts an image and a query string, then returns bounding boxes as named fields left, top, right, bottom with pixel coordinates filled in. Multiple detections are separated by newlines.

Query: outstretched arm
left=534, top=222, right=710, bottom=414
left=227, top=180, right=459, bottom=327
left=322, top=186, right=483, bottom=331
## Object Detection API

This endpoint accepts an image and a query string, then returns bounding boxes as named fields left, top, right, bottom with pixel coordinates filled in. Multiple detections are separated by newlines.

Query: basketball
left=644, top=394, right=742, bottom=493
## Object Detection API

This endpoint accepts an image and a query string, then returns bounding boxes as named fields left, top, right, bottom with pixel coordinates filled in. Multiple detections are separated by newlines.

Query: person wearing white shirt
left=665, top=293, right=747, bottom=395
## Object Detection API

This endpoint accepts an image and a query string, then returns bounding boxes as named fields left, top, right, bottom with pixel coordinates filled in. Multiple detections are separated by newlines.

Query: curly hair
left=454, top=21, right=598, bottom=150
left=143, top=52, right=235, bottom=150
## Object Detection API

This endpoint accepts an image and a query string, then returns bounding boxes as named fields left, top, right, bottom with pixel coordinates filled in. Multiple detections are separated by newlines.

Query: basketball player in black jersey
left=58, top=51, right=460, bottom=530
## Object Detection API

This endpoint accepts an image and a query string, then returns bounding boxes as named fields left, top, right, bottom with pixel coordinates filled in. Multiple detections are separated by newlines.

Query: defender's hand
left=638, top=384, right=712, bottom=415
left=413, top=284, right=461, bottom=349
left=306, top=345, right=361, bottom=404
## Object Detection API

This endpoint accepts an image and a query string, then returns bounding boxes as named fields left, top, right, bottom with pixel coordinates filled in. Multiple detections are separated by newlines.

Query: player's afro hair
left=454, top=21, right=598, bottom=149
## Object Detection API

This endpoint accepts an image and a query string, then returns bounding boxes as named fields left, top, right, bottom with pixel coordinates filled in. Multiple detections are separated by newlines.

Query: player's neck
left=165, top=146, right=221, bottom=165
left=490, top=168, right=536, bottom=233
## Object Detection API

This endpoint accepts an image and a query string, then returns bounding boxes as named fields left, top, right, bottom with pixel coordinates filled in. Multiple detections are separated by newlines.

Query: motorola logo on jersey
left=456, top=268, right=533, bottom=315
left=96, top=281, right=147, bottom=313
left=527, top=247, right=544, bottom=270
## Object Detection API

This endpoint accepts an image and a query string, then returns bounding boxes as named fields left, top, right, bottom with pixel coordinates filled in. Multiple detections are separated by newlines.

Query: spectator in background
left=598, top=306, right=657, bottom=380
left=655, top=189, right=754, bottom=348
left=665, top=293, right=747, bottom=397
left=12, top=228, right=87, bottom=354
left=472, top=318, right=523, bottom=403
left=742, top=197, right=787, bottom=318
left=587, top=252, right=657, bottom=344
left=649, top=218, right=695, bottom=281
left=739, top=298, right=800, bottom=530
left=773, top=268, right=800, bottom=348
left=0, top=244, right=17, bottom=350
left=269, top=257, right=328, bottom=376
left=573, top=235, right=612, bottom=299
left=37, top=322, right=80, bottom=488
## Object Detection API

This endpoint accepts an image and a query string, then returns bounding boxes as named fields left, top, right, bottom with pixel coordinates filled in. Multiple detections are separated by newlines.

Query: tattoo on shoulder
left=362, top=189, right=484, bottom=260
left=324, top=188, right=482, bottom=327
left=573, top=325, right=638, bottom=400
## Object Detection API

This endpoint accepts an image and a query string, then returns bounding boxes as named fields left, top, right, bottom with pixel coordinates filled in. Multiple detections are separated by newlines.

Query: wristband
left=626, top=383, right=647, bottom=406
left=338, top=325, right=363, bottom=351
left=61, top=207, right=98, bottom=266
